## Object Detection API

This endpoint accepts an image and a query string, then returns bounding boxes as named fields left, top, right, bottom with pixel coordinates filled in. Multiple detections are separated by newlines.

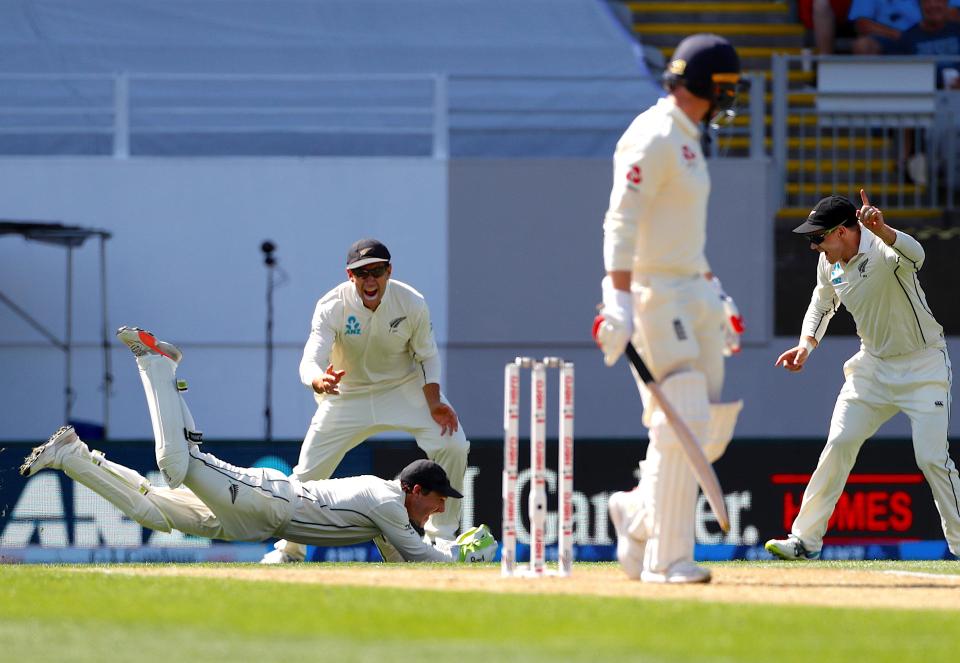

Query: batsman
left=594, top=34, right=745, bottom=583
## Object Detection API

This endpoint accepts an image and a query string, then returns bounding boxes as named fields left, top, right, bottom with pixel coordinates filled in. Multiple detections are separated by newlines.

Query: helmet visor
left=709, top=73, right=745, bottom=128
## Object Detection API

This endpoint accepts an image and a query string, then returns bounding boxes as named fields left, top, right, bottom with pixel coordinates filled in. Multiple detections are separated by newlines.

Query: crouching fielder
left=594, top=34, right=745, bottom=584
left=766, top=192, right=960, bottom=560
left=19, top=326, right=497, bottom=564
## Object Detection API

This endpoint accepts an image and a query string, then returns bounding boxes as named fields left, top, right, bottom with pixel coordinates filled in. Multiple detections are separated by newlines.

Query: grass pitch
left=2, top=561, right=958, bottom=662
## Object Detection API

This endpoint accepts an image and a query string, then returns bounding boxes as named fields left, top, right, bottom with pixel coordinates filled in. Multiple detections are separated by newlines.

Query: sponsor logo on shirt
left=682, top=145, right=696, bottom=162
left=626, top=164, right=642, bottom=185
left=831, top=263, right=843, bottom=285
left=935, top=401, right=944, bottom=408
left=345, top=315, right=362, bottom=335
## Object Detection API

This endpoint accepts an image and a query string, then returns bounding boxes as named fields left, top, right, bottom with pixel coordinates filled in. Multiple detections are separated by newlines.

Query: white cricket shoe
left=20, top=426, right=81, bottom=477
left=259, top=549, right=302, bottom=564
left=116, top=326, right=182, bottom=363
left=641, top=560, right=712, bottom=584
left=765, top=535, right=821, bottom=560
left=608, top=489, right=645, bottom=580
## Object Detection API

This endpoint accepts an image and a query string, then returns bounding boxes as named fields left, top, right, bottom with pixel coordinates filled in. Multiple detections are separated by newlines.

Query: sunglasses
left=351, top=263, right=389, bottom=279
left=805, top=224, right=842, bottom=245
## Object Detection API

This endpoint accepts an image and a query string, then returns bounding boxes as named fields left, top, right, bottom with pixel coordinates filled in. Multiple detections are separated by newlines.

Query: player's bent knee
left=134, top=499, right=174, bottom=533
left=913, top=446, right=946, bottom=473
left=451, top=431, right=470, bottom=455
left=824, top=430, right=864, bottom=454
left=157, top=451, right=190, bottom=489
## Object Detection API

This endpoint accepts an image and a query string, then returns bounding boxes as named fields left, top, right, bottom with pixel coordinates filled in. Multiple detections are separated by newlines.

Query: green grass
left=1, top=562, right=957, bottom=662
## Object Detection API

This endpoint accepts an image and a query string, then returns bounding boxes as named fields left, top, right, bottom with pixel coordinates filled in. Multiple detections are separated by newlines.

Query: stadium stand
left=0, top=0, right=661, bottom=158
left=619, top=0, right=959, bottom=335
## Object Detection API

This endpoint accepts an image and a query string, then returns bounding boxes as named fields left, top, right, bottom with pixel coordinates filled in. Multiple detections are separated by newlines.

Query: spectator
left=850, top=0, right=923, bottom=53
left=882, top=0, right=960, bottom=89
left=852, top=0, right=960, bottom=53
left=876, top=0, right=960, bottom=184
left=800, top=0, right=856, bottom=54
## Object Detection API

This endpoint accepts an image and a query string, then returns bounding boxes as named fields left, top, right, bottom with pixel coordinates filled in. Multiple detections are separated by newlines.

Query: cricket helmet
left=663, top=34, right=742, bottom=125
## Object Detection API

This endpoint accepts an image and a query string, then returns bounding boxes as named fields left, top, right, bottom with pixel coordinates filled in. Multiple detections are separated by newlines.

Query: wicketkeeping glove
left=454, top=524, right=498, bottom=563
left=710, top=276, right=744, bottom=356
left=593, top=276, right=634, bottom=367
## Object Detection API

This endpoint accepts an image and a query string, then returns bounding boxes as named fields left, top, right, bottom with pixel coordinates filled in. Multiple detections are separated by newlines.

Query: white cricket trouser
left=629, top=274, right=727, bottom=574
left=136, top=355, right=298, bottom=541
left=292, top=376, right=468, bottom=539
left=58, top=440, right=228, bottom=540
left=792, top=347, right=960, bottom=555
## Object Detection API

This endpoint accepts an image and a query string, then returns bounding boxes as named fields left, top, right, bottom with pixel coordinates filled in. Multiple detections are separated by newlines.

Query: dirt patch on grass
left=77, top=564, right=960, bottom=611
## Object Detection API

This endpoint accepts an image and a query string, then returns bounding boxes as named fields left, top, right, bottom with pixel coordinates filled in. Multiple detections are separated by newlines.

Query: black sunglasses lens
left=354, top=264, right=387, bottom=278
left=806, top=233, right=825, bottom=245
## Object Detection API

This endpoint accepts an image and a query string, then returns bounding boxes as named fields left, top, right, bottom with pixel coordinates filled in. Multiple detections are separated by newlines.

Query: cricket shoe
left=116, top=326, right=182, bottom=363
left=765, top=535, right=821, bottom=560
left=641, top=560, right=712, bottom=584
left=19, top=426, right=82, bottom=477
left=608, top=489, right=645, bottom=580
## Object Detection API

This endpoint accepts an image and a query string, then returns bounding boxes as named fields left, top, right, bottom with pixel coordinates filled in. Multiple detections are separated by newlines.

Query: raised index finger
left=860, top=188, right=871, bottom=208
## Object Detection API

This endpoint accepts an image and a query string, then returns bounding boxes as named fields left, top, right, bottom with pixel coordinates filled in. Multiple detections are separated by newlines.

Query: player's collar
left=661, top=96, right=700, bottom=139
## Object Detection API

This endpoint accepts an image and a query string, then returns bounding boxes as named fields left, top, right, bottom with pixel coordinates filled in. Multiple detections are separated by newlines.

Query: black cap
left=665, top=34, right=740, bottom=102
left=399, top=459, right=463, bottom=498
left=792, top=196, right=857, bottom=234
left=346, top=238, right=391, bottom=270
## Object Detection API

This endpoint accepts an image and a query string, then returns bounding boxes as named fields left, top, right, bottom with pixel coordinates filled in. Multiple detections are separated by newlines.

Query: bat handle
left=625, top=342, right=655, bottom=383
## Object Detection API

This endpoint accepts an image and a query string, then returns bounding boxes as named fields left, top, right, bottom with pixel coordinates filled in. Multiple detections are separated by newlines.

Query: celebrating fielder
left=594, top=34, right=745, bottom=583
left=20, top=327, right=496, bottom=564
left=766, top=192, right=959, bottom=560
left=263, top=238, right=470, bottom=563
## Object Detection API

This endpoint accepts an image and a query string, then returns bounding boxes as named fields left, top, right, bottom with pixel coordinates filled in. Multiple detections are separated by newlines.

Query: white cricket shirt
left=801, top=226, right=945, bottom=358
left=603, top=96, right=712, bottom=277
left=299, top=279, right=441, bottom=394
left=286, top=476, right=453, bottom=562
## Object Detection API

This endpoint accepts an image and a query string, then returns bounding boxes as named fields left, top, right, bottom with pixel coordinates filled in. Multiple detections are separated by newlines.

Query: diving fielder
left=766, top=191, right=960, bottom=560
left=20, top=327, right=496, bottom=563
left=263, top=238, right=469, bottom=563
left=594, top=34, right=744, bottom=584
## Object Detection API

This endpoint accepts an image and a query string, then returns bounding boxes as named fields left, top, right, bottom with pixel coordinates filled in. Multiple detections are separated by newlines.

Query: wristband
left=799, top=338, right=816, bottom=354
left=601, top=276, right=632, bottom=313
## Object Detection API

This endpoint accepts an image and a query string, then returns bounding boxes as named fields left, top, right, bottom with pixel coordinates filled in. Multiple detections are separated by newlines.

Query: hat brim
left=791, top=219, right=824, bottom=234
left=438, top=485, right=463, bottom=499
left=347, top=257, right=389, bottom=270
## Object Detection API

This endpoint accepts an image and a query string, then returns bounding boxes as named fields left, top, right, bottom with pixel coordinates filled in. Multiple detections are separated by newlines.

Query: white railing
left=771, top=54, right=960, bottom=210
left=0, top=71, right=767, bottom=159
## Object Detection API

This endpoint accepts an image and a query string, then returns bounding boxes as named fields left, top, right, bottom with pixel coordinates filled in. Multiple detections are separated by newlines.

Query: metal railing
left=771, top=54, right=960, bottom=211
left=0, top=71, right=768, bottom=159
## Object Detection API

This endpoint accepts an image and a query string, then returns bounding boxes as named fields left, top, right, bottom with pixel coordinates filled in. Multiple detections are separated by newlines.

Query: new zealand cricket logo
left=858, top=258, right=869, bottom=278
left=229, top=483, right=239, bottom=504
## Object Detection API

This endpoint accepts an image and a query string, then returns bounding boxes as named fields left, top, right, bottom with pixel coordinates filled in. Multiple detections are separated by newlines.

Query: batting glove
left=710, top=276, right=744, bottom=356
left=454, top=524, right=498, bottom=563
left=593, top=276, right=633, bottom=367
